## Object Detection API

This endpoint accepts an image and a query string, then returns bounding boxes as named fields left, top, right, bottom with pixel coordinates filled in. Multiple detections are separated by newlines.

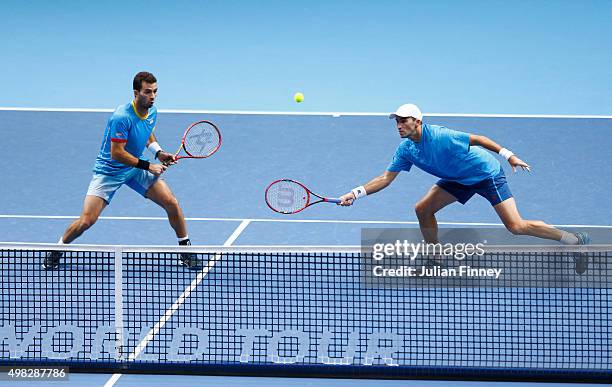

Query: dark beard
left=138, top=99, right=153, bottom=110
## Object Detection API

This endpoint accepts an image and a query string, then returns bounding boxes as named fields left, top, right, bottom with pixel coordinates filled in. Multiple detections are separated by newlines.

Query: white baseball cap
left=389, top=104, right=423, bottom=121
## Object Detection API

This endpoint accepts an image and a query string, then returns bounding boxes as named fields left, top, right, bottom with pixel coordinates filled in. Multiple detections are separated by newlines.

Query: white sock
left=58, top=237, right=65, bottom=245
left=560, top=231, right=578, bottom=245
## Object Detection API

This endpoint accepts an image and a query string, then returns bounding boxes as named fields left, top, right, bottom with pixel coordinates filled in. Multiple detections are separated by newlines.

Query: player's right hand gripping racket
left=265, top=179, right=341, bottom=214
left=165, top=120, right=222, bottom=165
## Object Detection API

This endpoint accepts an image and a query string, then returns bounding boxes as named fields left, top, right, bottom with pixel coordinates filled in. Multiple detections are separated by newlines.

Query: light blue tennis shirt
left=93, top=102, right=157, bottom=177
left=387, top=123, right=500, bottom=185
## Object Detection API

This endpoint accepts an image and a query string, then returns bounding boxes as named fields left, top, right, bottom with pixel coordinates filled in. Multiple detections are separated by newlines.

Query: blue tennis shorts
left=86, top=169, right=159, bottom=204
left=436, top=169, right=513, bottom=206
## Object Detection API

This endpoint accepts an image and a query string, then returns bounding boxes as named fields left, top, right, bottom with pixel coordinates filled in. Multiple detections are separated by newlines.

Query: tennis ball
left=294, top=92, right=304, bottom=103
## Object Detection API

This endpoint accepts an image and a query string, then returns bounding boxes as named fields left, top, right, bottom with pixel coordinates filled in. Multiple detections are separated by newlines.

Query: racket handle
left=325, top=198, right=342, bottom=204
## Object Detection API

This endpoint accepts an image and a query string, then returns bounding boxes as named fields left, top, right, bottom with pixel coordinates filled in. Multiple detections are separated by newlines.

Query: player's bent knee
left=79, top=216, right=98, bottom=230
left=162, top=195, right=180, bottom=211
left=414, top=201, right=432, bottom=218
left=505, top=221, right=525, bottom=235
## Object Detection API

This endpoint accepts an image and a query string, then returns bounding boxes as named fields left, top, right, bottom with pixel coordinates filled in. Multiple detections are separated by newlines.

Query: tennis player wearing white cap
left=339, top=103, right=590, bottom=273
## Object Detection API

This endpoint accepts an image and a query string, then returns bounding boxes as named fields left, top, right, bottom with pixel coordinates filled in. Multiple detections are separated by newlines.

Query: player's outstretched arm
left=339, top=171, right=399, bottom=206
left=470, top=134, right=531, bottom=173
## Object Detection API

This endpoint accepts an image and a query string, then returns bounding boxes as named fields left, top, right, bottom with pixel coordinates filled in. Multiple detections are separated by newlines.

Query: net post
left=113, top=245, right=125, bottom=361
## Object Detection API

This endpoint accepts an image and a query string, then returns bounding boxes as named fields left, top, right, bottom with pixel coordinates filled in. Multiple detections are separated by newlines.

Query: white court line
left=103, top=219, right=251, bottom=387
left=1, top=106, right=611, bottom=119
left=1, top=214, right=611, bottom=229
left=103, top=373, right=121, bottom=387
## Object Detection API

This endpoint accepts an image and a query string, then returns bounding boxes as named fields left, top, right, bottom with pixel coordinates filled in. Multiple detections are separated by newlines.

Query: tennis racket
left=265, top=179, right=341, bottom=214
left=165, top=120, right=221, bottom=165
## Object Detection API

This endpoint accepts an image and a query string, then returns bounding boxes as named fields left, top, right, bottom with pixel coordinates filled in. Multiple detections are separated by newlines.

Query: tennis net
left=1, top=242, right=611, bottom=381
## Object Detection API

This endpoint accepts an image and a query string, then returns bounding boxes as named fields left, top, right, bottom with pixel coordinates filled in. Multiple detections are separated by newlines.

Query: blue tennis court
left=2, top=110, right=611, bottom=242
left=1, top=109, right=611, bottom=386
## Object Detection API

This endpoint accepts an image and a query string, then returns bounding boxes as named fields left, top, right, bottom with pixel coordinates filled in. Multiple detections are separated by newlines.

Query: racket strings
left=183, top=123, right=220, bottom=157
left=266, top=181, right=309, bottom=214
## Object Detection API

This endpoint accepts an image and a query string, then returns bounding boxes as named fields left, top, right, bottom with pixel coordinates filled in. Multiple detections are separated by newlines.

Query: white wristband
left=148, top=142, right=163, bottom=158
left=351, top=186, right=367, bottom=200
left=498, top=148, right=514, bottom=160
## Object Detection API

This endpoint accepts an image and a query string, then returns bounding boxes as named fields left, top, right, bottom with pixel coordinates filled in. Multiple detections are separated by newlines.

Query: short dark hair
left=133, top=72, right=157, bottom=91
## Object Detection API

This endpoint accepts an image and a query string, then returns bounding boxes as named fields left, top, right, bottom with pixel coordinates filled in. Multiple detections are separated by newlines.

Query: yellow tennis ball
left=294, top=92, right=304, bottom=103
